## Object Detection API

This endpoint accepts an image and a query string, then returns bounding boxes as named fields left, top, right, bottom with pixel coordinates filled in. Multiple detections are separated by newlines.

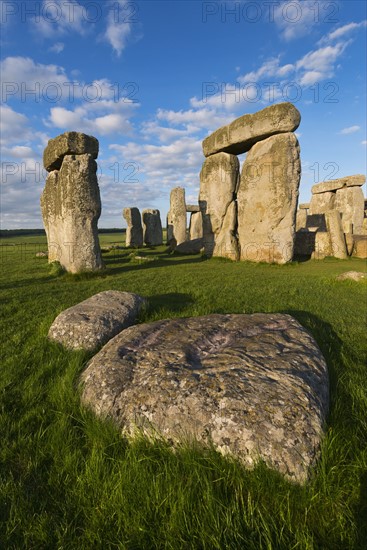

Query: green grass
left=1, top=234, right=366, bottom=549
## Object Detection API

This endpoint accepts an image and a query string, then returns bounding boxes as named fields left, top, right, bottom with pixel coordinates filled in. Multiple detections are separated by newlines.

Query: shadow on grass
left=146, top=292, right=196, bottom=316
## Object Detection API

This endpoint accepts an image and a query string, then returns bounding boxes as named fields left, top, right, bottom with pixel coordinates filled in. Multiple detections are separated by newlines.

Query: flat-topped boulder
left=202, top=102, right=300, bottom=157
left=48, top=291, right=145, bottom=351
left=80, top=313, right=329, bottom=483
left=43, top=131, right=99, bottom=172
left=311, top=174, right=366, bottom=195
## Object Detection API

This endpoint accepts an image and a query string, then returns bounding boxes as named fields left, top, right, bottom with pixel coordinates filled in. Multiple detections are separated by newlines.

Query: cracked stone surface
left=48, top=291, right=146, bottom=351
left=80, top=313, right=329, bottom=483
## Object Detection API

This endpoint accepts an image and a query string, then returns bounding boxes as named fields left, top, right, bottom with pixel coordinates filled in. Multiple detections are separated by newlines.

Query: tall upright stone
left=41, top=134, right=104, bottom=274
left=199, top=152, right=239, bottom=259
left=325, top=210, right=347, bottom=259
left=335, top=186, right=365, bottom=234
left=309, top=192, right=335, bottom=215
left=123, top=207, right=143, bottom=247
left=189, top=211, right=203, bottom=240
left=142, top=209, right=163, bottom=246
left=168, top=187, right=187, bottom=245
left=237, top=132, right=301, bottom=264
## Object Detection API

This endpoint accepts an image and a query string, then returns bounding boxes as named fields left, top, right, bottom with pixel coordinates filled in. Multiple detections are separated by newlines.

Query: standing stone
left=309, top=192, right=335, bottom=215
left=202, top=102, right=301, bottom=157
left=168, top=187, right=187, bottom=245
left=142, top=209, right=163, bottom=246
left=199, top=152, right=239, bottom=259
left=325, top=210, right=347, bottom=259
left=237, top=133, right=301, bottom=264
left=123, top=207, right=143, bottom=247
left=296, top=208, right=308, bottom=231
left=41, top=152, right=103, bottom=273
left=335, top=186, right=365, bottom=234
left=189, top=211, right=203, bottom=240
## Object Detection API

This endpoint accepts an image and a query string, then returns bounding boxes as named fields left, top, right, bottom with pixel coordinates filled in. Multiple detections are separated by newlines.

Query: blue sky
left=1, top=0, right=366, bottom=229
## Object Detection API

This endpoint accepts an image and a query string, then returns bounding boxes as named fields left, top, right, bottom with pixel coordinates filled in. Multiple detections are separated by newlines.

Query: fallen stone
left=36, top=251, right=48, bottom=258
left=80, top=313, right=329, bottom=483
left=237, top=132, right=301, bottom=263
left=202, top=102, right=300, bottom=157
left=175, top=238, right=204, bottom=255
left=40, top=153, right=104, bottom=273
left=336, top=271, right=366, bottom=281
left=123, top=207, right=143, bottom=247
left=48, top=291, right=145, bottom=351
left=335, top=186, right=365, bottom=234
left=142, top=209, right=163, bottom=246
left=311, top=174, right=366, bottom=195
left=199, top=152, right=239, bottom=259
left=189, top=211, right=203, bottom=240
left=43, top=131, right=99, bottom=172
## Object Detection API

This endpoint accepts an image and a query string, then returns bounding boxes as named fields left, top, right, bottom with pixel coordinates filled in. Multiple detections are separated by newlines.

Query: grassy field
left=1, top=233, right=366, bottom=549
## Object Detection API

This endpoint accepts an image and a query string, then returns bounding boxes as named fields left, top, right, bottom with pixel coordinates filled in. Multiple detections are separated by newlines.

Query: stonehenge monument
left=295, top=174, right=366, bottom=259
left=41, top=132, right=104, bottom=273
left=142, top=209, right=163, bottom=246
left=123, top=207, right=143, bottom=247
left=189, top=211, right=203, bottom=240
left=199, top=102, right=301, bottom=264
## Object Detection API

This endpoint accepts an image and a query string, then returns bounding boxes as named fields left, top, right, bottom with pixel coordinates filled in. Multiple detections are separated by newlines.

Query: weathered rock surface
left=237, top=133, right=301, bottom=263
left=311, top=174, right=366, bottom=195
left=311, top=231, right=332, bottom=260
left=175, top=238, right=203, bottom=255
left=43, top=131, right=99, bottom=172
left=352, top=235, right=367, bottom=258
left=40, top=153, right=104, bottom=273
left=123, top=207, right=143, bottom=247
left=168, top=187, right=187, bottom=245
left=299, top=203, right=310, bottom=210
left=335, top=186, right=365, bottom=234
left=81, top=313, right=329, bottom=483
left=213, top=200, right=239, bottom=260
left=202, top=102, right=300, bottom=157
left=309, top=192, right=335, bottom=215
left=336, top=271, right=366, bottom=281
left=49, top=291, right=145, bottom=351
left=142, top=209, right=163, bottom=246
left=186, top=205, right=200, bottom=213
left=325, top=210, right=347, bottom=259
left=296, top=209, right=307, bottom=231
left=199, top=152, right=239, bottom=258
left=189, top=211, right=203, bottom=240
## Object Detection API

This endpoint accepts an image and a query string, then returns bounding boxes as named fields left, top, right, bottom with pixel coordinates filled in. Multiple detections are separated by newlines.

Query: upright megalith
left=168, top=187, right=187, bottom=245
left=41, top=132, right=104, bottom=274
left=199, top=152, right=239, bottom=260
left=123, top=207, right=143, bottom=247
left=202, top=102, right=300, bottom=157
left=237, top=132, right=301, bottom=263
left=335, top=186, right=365, bottom=234
left=189, top=211, right=203, bottom=240
left=142, top=209, right=163, bottom=246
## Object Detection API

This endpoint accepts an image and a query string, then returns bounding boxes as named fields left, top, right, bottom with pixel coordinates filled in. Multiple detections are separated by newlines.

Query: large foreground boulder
left=49, top=291, right=145, bottom=351
left=202, top=102, right=300, bottom=157
left=81, top=313, right=329, bottom=483
left=43, top=131, right=99, bottom=172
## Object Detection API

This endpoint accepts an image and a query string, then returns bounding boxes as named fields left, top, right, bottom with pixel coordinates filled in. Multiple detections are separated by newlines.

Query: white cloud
left=32, top=0, right=90, bottom=38
left=49, top=42, right=65, bottom=54
left=339, top=125, right=361, bottom=135
left=0, top=105, right=32, bottom=144
left=103, top=0, right=134, bottom=56
left=238, top=58, right=293, bottom=84
left=48, top=106, right=135, bottom=136
left=274, top=0, right=323, bottom=41
left=318, top=20, right=367, bottom=45
left=296, top=42, right=350, bottom=85
left=361, top=140, right=367, bottom=145
left=1, top=145, right=35, bottom=159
